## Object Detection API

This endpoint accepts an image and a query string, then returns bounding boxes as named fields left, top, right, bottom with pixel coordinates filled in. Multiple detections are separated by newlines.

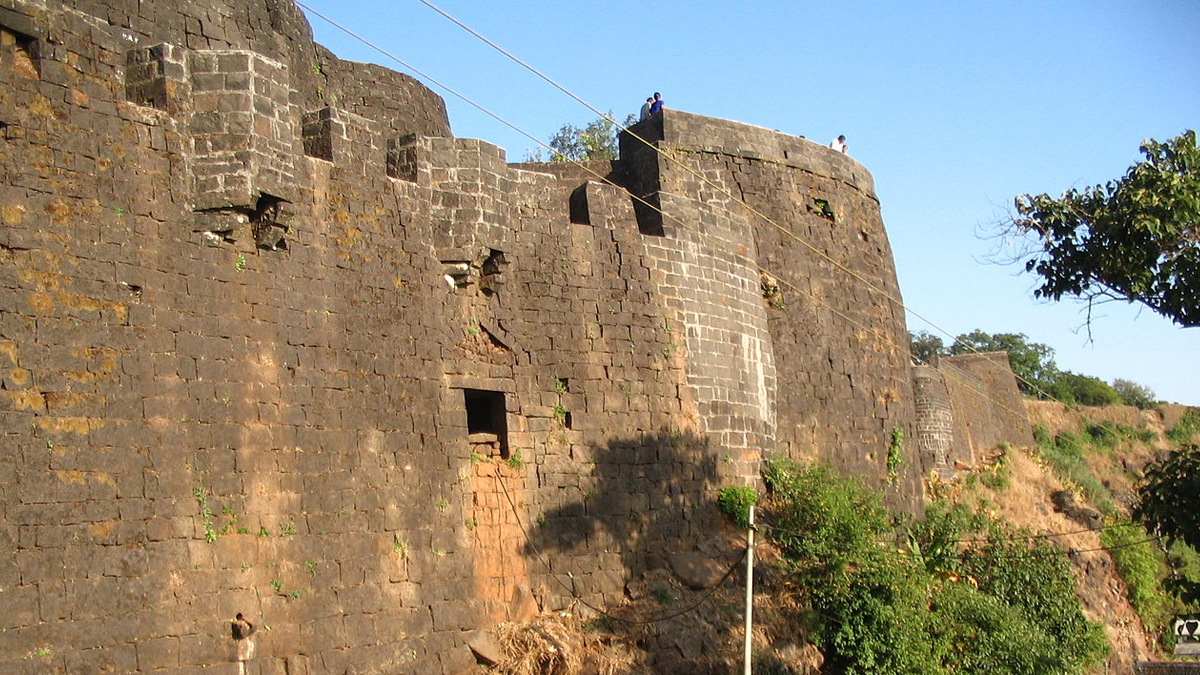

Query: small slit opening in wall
left=120, top=281, right=143, bottom=300
left=251, top=193, right=290, bottom=251
left=811, top=197, right=835, bottom=222
left=633, top=193, right=665, bottom=236
left=569, top=184, right=590, bottom=224
left=479, top=249, right=508, bottom=296
left=464, top=388, right=509, bottom=459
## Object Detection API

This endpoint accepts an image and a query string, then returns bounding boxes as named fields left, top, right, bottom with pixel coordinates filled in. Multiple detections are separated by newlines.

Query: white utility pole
left=742, top=505, right=756, bottom=675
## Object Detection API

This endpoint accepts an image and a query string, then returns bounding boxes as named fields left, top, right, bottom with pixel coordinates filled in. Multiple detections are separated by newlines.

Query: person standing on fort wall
left=649, top=92, right=665, bottom=115
left=829, top=135, right=848, bottom=153
left=638, top=96, right=657, bottom=119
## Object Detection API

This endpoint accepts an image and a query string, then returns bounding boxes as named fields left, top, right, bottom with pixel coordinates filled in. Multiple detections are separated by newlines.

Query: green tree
left=1044, top=371, right=1122, bottom=407
left=1010, top=130, right=1200, bottom=327
left=546, top=111, right=636, bottom=162
left=909, top=330, right=948, bottom=364
left=1111, top=378, right=1157, bottom=409
left=948, top=330, right=1060, bottom=396
left=1134, top=444, right=1200, bottom=603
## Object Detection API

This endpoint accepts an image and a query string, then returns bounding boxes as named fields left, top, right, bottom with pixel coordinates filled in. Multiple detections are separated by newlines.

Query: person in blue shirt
left=649, top=92, right=665, bottom=115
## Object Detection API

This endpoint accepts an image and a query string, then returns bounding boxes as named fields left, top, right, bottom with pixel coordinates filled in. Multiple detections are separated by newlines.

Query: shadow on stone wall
left=524, top=428, right=733, bottom=605
left=518, top=428, right=761, bottom=673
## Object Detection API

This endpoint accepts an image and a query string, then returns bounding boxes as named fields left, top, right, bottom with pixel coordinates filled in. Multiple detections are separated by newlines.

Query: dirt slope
left=968, top=400, right=1194, bottom=673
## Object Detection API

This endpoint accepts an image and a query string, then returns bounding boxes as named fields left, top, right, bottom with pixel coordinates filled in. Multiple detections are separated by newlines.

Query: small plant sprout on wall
left=717, top=485, right=758, bottom=529
left=887, top=426, right=907, bottom=484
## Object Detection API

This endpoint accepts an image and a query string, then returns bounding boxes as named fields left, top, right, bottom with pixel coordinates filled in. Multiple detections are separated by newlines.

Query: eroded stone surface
left=0, top=0, right=954, bottom=672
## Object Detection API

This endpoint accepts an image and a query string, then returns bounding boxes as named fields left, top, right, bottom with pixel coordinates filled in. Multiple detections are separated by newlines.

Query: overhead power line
left=296, top=0, right=1079, bottom=424
left=410, top=0, right=1075, bottom=409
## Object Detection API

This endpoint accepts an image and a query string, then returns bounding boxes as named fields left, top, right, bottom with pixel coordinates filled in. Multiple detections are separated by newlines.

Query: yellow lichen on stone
left=1, top=204, right=26, bottom=225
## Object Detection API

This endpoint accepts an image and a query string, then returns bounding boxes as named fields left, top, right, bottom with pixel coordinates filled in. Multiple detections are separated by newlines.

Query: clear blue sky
left=297, top=0, right=1199, bottom=406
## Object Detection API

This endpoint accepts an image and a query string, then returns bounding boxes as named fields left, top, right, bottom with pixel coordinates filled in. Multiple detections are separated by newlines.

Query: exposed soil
left=955, top=444, right=1160, bottom=673
left=485, top=401, right=1194, bottom=675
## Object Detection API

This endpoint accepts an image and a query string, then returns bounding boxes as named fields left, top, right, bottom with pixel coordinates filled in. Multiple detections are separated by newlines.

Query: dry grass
left=489, top=574, right=822, bottom=675
left=493, top=616, right=581, bottom=675
left=492, top=613, right=641, bottom=675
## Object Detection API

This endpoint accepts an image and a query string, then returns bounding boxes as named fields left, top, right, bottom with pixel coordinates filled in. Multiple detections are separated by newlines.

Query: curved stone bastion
left=0, top=0, right=941, bottom=672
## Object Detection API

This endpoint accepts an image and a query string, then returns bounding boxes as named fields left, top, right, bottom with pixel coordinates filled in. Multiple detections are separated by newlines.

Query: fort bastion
left=0, top=0, right=1028, bottom=672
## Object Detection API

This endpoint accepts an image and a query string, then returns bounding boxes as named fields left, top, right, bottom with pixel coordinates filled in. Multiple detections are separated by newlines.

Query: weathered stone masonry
left=0, top=1, right=932, bottom=673
left=914, top=352, right=1035, bottom=475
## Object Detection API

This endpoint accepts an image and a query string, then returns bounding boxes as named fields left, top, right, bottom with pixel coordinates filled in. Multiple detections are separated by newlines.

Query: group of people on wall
left=638, top=92, right=665, bottom=120
left=635, top=92, right=849, bottom=155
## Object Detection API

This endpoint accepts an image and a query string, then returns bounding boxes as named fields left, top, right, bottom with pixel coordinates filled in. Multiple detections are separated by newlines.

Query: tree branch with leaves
left=538, top=111, right=637, bottom=162
left=1008, top=130, right=1200, bottom=327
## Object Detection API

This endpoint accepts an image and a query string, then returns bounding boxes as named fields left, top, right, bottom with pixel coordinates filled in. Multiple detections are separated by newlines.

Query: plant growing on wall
left=717, top=486, right=757, bottom=529
left=887, top=426, right=907, bottom=484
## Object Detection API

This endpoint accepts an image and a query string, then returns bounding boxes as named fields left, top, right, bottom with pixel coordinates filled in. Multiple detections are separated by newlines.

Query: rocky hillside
left=952, top=401, right=1198, bottom=674
left=477, top=402, right=1198, bottom=675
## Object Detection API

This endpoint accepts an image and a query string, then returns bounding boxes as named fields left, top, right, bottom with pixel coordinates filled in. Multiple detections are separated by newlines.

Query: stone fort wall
left=0, top=1, right=927, bottom=673
left=913, top=353, right=1035, bottom=477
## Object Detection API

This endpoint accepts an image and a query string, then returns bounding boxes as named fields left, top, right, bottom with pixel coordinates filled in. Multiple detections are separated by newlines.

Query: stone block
left=125, top=43, right=188, bottom=112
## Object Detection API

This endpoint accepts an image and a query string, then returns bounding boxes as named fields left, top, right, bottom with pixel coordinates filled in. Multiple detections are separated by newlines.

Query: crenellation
left=0, top=0, right=1040, bottom=671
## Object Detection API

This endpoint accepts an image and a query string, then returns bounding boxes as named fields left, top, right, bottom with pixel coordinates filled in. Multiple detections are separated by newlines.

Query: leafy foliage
left=1134, top=443, right=1200, bottom=603
left=762, top=459, right=1107, bottom=675
left=908, top=330, right=945, bottom=365
left=909, top=329, right=1059, bottom=395
left=1011, top=130, right=1200, bottom=327
left=1042, top=371, right=1122, bottom=407
left=1101, top=520, right=1174, bottom=634
left=716, top=485, right=758, bottom=529
left=947, top=330, right=1059, bottom=396
left=1111, top=378, right=1157, bottom=409
left=1166, top=409, right=1200, bottom=444
left=545, top=111, right=637, bottom=162
left=764, top=460, right=937, bottom=674
left=886, top=427, right=907, bottom=483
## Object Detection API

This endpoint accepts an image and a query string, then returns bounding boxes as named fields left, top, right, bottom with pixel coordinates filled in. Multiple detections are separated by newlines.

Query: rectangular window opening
left=464, top=388, right=509, bottom=458
left=1, top=24, right=40, bottom=79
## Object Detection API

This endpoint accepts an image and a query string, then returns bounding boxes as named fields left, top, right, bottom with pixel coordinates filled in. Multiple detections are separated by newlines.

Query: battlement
left=622, top=110, right=876, bottom=199
left=0, top=1, right=953, bottom=673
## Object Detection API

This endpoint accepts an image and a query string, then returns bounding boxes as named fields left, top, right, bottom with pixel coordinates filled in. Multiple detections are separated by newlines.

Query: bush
left=762, top=460, right=1108, bottom=675
left=1101, top=520, right=1173, bottom=635
left=1033, top=428, right=1115, bottom=514
left=717, top=485, right=758, bottom=529
left=1112, top=378, right=1157, bottom=409
left=1166, top=410, right=1200, bottom=444
left=1045, top=371, right=1123, bottom=406
left=1135, top=443, right=1200, bottom=604
left=980, top=447, right=1013, bottom=490
left=764, top=460, right=937, bottom=674
left=930, top=582, right=1070, bottom=675
left=1084, top=421, right=1121, bottom=451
